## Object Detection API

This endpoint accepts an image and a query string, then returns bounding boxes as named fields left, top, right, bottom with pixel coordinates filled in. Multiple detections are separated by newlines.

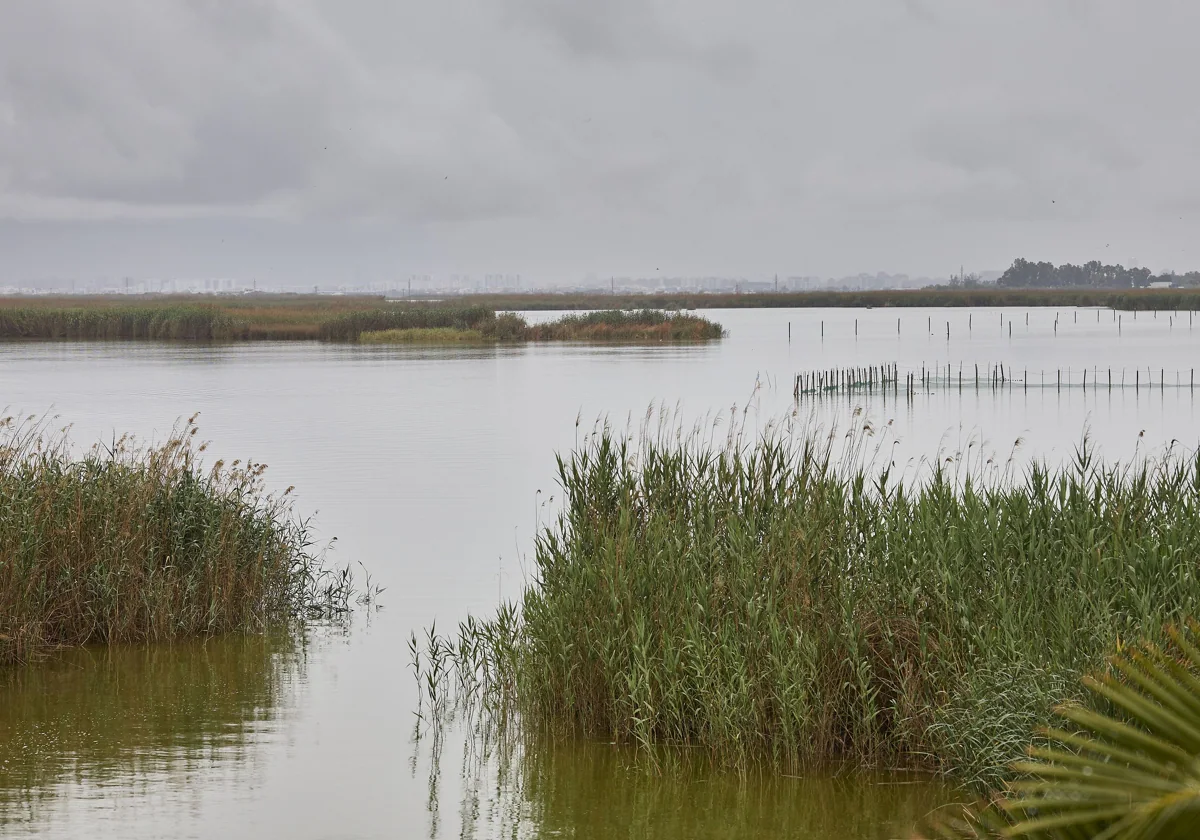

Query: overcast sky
left=2, top=1, right=1198, bottom=286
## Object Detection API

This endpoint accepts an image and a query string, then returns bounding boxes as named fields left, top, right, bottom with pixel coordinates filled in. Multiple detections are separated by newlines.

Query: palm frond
left=928, top=620, right=1200, bottom=839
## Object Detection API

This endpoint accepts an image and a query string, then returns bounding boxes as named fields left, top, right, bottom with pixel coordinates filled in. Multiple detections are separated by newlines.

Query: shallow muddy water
left=0, top=306, right=1196, bottom=838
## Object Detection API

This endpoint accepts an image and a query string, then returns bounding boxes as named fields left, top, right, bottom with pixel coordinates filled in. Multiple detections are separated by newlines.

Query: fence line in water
left=792, top=363, right=1198, bottom=400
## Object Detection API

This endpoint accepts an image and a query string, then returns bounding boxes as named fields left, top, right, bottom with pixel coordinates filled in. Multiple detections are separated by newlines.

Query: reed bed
left=0, top=415, right=353, bottom=665
left=0, top=295, right=389, bottom=340
left=522, top=310, right=725, bottom=342
left=317, top=305, right=512, bottom=341
left=415, top=415, right=1200, bottom=788
left=0, top=305, right=255, bottom=340
left=0, top=298, right=723, bottom=344
left=359, top=327, right=490, bottom=344
left=350, top=309, right=724, bottom=344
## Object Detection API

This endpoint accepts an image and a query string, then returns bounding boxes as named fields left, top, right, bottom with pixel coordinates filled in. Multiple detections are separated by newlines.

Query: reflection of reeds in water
left=0, top=631, right=306, bottom=826
left=415, top=407, right=1200, bottom=790
left=418, top=716, right=961, bottom=840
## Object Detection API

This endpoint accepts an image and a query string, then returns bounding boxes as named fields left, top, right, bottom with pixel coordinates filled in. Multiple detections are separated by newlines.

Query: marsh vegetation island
left=0, top=297, right=724, bottom=343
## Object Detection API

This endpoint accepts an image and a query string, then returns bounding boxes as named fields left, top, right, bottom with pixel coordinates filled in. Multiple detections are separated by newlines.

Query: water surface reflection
left=423, top=725, right=961, bottom=839
left=0, top=632, right=307, bottom=831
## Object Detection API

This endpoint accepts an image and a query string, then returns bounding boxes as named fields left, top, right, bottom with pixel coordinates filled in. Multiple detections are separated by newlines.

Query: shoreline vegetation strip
left=0, top=299, right=724, bottom=342
left=413, top=418, right=1200, bottom=790
left=1, top=287, right=1199, bottom=343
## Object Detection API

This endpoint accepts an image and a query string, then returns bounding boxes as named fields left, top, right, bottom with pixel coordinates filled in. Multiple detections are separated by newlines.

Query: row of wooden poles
left=788, top=309, right=1196, bottom=340
left=793, top=363, right=1199, bottom=399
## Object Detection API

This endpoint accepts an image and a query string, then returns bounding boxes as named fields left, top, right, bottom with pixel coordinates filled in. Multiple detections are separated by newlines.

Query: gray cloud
left=1, top=0, right=1198, bottom=282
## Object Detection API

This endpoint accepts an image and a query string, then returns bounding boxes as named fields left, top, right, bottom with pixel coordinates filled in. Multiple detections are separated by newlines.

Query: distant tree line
left=997, top=258, right=1200, bottom=289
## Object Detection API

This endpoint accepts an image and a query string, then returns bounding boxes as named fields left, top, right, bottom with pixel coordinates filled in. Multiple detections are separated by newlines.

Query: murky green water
left=1, top=307, right=1194, bottom=837
left=0, top=631, right=959, bottom=839
left=0, top=633, right=299, bottom=834
left=441, top=738, right=959, bottom=840
left=0, top=641, right=959, bottom=840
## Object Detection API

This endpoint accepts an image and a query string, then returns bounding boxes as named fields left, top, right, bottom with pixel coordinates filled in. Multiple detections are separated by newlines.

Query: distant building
left=1148, top=280, right=1175, bottom=289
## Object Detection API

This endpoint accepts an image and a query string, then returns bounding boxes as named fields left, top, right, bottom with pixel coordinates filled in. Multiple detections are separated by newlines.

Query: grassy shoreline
left=416, top=422, right=1200, bottom=788
left=0, top=416, right=351, bottom=665
left=0, top=298, right=724, bottom=343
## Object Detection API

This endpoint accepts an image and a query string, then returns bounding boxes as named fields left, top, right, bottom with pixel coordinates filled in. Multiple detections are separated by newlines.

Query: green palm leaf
left=930, top=621, right=1200, bottom=839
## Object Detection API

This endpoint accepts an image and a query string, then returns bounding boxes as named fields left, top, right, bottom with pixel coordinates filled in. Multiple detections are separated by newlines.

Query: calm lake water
left=0, top=306, right=1196, bottom=838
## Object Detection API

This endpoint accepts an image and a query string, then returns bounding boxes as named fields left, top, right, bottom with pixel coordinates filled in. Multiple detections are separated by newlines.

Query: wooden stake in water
left=788, top=322, right=791, bottom=342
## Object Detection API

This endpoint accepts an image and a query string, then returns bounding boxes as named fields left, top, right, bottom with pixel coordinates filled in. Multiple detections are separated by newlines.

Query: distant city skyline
left=0, top=268, right=1002, bottom=297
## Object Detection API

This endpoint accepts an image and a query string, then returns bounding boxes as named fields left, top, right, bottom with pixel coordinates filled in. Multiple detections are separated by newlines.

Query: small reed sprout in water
left=416, top=409, right=1200, bottom=788
left=0, top=414, right=357, bottom=665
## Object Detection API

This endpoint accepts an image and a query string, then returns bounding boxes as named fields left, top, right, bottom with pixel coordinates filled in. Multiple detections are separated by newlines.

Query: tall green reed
left=417, top=411, right=1200, bottom=788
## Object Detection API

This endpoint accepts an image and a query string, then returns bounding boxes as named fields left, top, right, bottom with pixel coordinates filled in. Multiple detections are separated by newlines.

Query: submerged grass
left=0, top=415, right=353, bottom=666
left=416, top=414, right=1200, bottom=788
